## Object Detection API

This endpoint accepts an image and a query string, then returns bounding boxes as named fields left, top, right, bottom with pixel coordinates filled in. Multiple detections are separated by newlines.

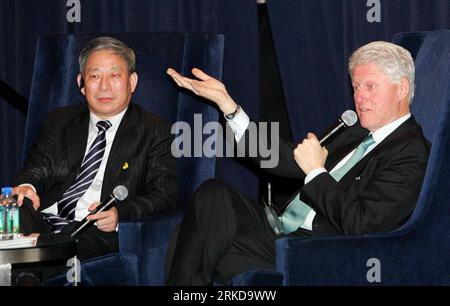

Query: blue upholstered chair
left=22, top=32, right=224, bottom=285
left=233, top=29, right=450, bottom=285
left=391, top=31, right=432, bottom=60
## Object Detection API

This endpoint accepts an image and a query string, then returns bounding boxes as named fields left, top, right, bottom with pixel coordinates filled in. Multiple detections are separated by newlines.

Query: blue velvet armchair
left=233, top=30, right=450, bottom=286
left=22, top=32, right=224, bottom=285
left=391, top=31, right=432, bottom=60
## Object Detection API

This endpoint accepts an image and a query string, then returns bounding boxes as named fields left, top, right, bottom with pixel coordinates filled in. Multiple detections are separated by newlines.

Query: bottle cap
left=1, top=187, right=13, bottom=196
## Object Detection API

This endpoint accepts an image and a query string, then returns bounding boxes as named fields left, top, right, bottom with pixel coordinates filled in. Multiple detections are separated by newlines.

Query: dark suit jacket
left=14, top=103, right=178, bottom=221
left=240, top=116, right=430, bottom=237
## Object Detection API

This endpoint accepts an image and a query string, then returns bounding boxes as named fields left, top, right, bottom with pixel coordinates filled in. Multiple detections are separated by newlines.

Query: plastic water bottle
left=2, top=187, right=20, bottom=238
left=0, top=192, right=6, bottom=238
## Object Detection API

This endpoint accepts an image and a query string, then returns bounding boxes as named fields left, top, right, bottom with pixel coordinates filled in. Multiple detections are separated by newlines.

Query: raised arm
left=167, top=68, right=238, bottom=115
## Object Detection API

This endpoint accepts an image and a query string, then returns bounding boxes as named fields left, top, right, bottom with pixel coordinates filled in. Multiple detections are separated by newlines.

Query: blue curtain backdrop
left=1, top=0, right=450, bottom=200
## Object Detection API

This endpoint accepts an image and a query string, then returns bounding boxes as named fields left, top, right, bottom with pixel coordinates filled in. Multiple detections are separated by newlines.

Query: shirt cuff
left=225, top=108, right=250, bottom=142
left=304, top=168, right=327, bottom=185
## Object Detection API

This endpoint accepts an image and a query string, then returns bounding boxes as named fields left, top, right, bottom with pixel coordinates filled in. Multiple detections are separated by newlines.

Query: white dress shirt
left=226, top=108, right=411, bottom=231
left=39, top=108, right=128, bottom=221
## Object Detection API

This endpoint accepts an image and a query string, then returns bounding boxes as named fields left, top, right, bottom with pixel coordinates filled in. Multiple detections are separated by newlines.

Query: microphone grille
left=113, top=185, right=129, bottom=201
left=341, top=110, right=358, bottom=127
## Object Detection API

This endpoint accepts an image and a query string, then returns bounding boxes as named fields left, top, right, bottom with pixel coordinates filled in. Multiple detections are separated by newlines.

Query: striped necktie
left=279, top=134, right=375, bottom=234
left=44, top=120, right=112, bottom=233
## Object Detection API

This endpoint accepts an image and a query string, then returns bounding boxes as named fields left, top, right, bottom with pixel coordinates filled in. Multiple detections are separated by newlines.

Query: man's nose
left=354, top=89, right=367, bottom=103
left=100, top=76, right=112, bottom=90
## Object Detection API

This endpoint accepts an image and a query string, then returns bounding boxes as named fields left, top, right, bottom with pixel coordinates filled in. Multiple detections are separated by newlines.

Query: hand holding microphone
left=293, top=110, right=358, bottom=174
left=87, top=203, right=119, bottom=233
left=293, top=133, right=329, bottom=175
left=70, top=185, right=128, bottom=237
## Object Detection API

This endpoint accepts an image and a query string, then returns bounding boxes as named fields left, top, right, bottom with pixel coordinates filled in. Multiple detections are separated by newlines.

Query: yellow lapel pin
left=122, top=162, right=129, bottom=170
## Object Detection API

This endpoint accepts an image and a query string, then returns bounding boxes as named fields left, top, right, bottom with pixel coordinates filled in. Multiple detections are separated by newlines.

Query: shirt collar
left=371, top=113, right=411, bottom=145
left=89, top=107, right=128, bottom=131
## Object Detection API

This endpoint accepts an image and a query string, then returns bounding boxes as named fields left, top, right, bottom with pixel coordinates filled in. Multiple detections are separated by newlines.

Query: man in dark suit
left=165, top=41, right=430, bottom=285
left=13, top=37, right=177, bottom=261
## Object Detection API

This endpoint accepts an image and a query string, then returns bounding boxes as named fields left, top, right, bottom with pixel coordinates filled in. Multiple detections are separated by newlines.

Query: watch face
left=225, top=105, right=239, bottom=120
left=224, top=105, right=240, bottom=120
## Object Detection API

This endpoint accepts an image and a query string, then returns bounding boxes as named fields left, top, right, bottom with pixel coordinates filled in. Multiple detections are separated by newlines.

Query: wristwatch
left=224, top=105, right=241, bottom=120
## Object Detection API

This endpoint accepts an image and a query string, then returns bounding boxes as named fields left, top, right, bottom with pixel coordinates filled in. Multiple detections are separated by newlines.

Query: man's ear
left=397, top=77, right=409, bottom=102
left=77, top=74, right=85, bottom=95
left=129, top=72, right=138, bottom=93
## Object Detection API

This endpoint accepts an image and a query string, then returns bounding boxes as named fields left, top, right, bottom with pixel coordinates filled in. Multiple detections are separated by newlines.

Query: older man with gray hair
left=165, top=40, right=430, bottom=285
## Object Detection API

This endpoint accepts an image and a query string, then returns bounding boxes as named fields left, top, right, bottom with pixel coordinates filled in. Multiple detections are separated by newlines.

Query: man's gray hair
left=348, top=41, right=415, bottom=103
left=79, top=36, right=136, bottom=75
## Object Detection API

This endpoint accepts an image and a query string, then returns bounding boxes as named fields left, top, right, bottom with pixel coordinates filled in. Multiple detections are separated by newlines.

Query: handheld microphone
left=70, top=185, right=129, bottom=238
left=318, top=110, right=358, bottom=145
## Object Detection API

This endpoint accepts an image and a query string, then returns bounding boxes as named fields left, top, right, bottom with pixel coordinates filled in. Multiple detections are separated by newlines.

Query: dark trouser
left=19, top=200, right=119, bottom=261
left=166, top=179, right=281, bottom=285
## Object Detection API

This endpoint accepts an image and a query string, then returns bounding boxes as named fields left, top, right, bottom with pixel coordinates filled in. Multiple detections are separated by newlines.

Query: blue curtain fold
left=266, top=0, right=346, bottom=141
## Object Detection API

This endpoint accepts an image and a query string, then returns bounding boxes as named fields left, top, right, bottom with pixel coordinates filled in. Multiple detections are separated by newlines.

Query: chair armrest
left=118, top=210, right=182, bottom=254
left=80, top=253, right=139, bottom=286
left=44, top=253, right=139, bottom=286
left=231, top=269, right=283, bottom=286
left=117, top=210, right=183, bottom=285
left=275, top=230, right=431, bottom=285
left=56, top=212, right=182, bottom=286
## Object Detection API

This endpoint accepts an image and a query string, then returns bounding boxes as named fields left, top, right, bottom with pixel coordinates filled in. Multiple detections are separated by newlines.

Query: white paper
left=0, top=235, right=37, bottom=249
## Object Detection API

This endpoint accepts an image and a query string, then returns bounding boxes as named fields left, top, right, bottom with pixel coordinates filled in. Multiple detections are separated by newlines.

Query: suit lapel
left=101, top=104, right=139, bottom=200
left=337, top=117, right=419, bottom=186
left=64, top=108, right=90, bottom=188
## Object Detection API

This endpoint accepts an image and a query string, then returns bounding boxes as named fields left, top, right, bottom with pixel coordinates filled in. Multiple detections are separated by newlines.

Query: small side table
left=0, top=235, right=77, bottom=286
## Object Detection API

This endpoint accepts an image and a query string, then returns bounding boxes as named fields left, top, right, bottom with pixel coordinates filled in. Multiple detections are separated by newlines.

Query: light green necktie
left=279, top=134, right=375, bottom=234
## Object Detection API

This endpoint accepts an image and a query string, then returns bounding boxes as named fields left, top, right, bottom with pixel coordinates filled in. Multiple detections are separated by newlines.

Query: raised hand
left=167, top=67, right=238, bottom=115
